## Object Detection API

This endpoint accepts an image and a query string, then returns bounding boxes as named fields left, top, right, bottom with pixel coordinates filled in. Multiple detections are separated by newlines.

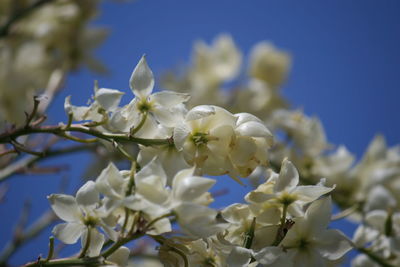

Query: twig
left=0, top=124, right=171, bottom=148
left=0, top=211, right=57, bottom=264
left=0, top=143, right=97, bottom=183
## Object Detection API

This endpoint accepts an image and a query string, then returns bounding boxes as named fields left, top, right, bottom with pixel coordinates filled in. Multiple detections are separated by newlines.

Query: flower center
left=191, top=132, right=209, bottom=146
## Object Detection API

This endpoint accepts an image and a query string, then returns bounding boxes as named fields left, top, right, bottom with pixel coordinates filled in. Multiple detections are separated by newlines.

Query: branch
left=0, top=211, right=57, bottom=265
left=0, top=124, right=172, bottom=149
left=0, top=143, right=97, bottom=183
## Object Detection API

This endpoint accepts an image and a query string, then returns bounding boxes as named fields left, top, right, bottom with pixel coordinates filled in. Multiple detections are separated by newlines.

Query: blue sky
left=1, top=0, right=400, bottom=265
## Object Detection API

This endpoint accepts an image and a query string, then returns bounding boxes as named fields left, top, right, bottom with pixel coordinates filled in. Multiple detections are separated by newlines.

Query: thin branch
left=0, top=211, right=57, bottom=264
left=0, top=124, right=171, bottom=148
left=0, top=143, right=97, bottom=183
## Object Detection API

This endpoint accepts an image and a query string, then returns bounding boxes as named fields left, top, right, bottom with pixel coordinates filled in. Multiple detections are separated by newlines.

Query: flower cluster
left=1, top=29, right=398, bottom=267
left=49, top=156, right=351, bottom=266
left=66, top=56, right=274, bottom=180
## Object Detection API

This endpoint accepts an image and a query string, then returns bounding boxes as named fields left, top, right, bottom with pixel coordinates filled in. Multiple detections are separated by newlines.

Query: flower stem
left=272, top=204, right=288, bottom=246
left=78, top=227, right=92, bottom=258
left=44, top=236, right=54, bottom=262
left=243, top=217, right=256, bottom=249
left=130, top=111, right=148, bottom=136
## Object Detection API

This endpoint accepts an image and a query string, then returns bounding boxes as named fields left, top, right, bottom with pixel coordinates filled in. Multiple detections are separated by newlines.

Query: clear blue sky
left=1, top=0, right=400, bottom=265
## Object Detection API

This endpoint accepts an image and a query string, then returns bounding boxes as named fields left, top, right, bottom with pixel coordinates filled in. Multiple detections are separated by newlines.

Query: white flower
left=48, top=181, right=117, bottom=256
left=173, top=105, right=237, bottom=176
left=278, top=197, right=352, bottom=266
left=230, top=112, right=273, bottom=177
left=64, top=84, right=124, bottom=122
left=248, top=41, right=291, bottom=88
left=109, top=56, right=190, bottom=133
left=245, top=159, right=334, bottom=217
left=192, top=34, right=242, bottom=83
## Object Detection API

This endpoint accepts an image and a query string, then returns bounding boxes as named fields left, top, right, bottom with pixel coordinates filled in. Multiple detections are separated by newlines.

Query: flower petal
left=305, top=196, right=332, bottom=233
left=47, top=194, right=81, bottom=222
left=226, top=247, right=252, bottom=267
left=76, top=181, right=99, bottom=207
left=96, top=162, right=125, bottom=198
left=107, top=246, right=130, bottom=267
left=172, top=167, right=216, bottom=202
left=95, top=88, right=124, bottom=112
left=150, top=91, right=190, bottom=108
left=81, top=228, right=105, bottom=257
left=293, top=185, right=334, bottom=203
left=185, top=105, right=215, bottom=121
left=129, top=55, right=154, bottom=98
left=274, top=159, right=299, bottom=193
left=52, top=222, right=85, bottom=244
left=317, top=229, right=352, bottom=260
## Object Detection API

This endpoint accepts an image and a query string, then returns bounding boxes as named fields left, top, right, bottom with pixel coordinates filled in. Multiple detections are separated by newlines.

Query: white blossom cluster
left=45, top=56, right=353, bottom=266
left=49, top=155, right=351, bottom=266
left=161, top=34, right=400, bottom=266
left=1, top=24, right=398, bottom=265
left=65, top=56, right=274, bottom=181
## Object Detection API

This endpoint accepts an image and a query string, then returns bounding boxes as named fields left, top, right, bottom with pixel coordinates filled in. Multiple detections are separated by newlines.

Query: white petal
left=236, top=120, right=273, bottom=141
left=293, top=185, right=334, bottom=203
left=230, top=136, right=257, bottom=165
left=317, top=229, right=352, bottom=260
left=173, top=124, right=190, bottom=151
left=172, top=168, right=216, bottom=202
left=235, top=112, right=262, bottom=126
left=96, top=162, right=125, bottom=198
left=136, top=158, right=167, bottom=187
left=221, top=203, right=251, bottom=224
left=252, top=225, right=280, bottom=249
left=152, top=107, right=181, bottom=127
left=185, top=105, right=215, bottom=121
left=101, top=224, right=119, bottom=242
left=81, top=228, right=105, bottom=257
left=95, top=88, right=124, bottom=112
left=175, top=203, right=226, bottom=238
left=52, top=222, right=85, bottom=244
left=76, top=181, right=99, bottom=207
left=129, top=55, right=154, bottom=98
left=274, top=159, right=299, bottom=192
left=150, top=91, right=190, bottom=107
left=47, top=194, right=81, bottom=222
left=305, top=196, right=332, bottom=233
left=107, top=246, right=130, bottom=267
left=254, top=246, right=284, bottom=265
left=146, top=217, right=172, bottom=235
left=226, top=247, right=252, bottom=267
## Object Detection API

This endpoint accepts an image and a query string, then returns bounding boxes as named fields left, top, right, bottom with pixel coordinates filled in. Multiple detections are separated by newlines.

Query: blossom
left=264, top=197, right=352, bottom=266
left=248, top=42, right=291, bottom=88
left=48, top=181, right=117, bottom=256
left=109, top=56, right=190, bottom=134
left=173, top=105, right=237, bottom=176
left=245, top=159, right=334, bottom=217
